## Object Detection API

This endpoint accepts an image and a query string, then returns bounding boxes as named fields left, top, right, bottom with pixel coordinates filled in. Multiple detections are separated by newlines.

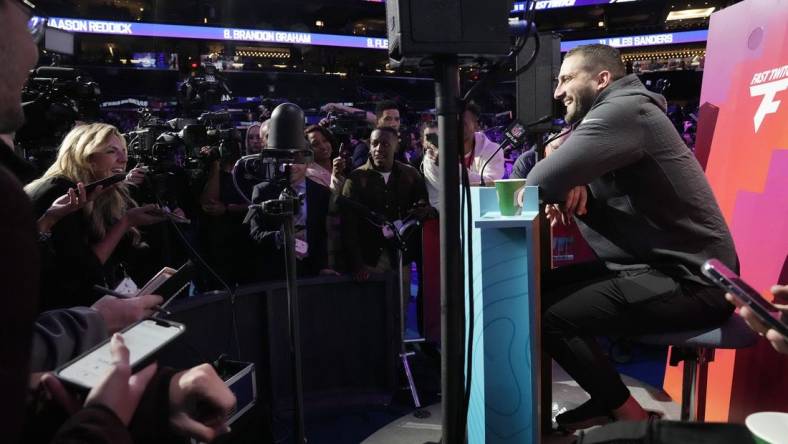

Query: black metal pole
left=282, top=200, right=307, bottom=444
left=435, top=55, right=465, bottom=443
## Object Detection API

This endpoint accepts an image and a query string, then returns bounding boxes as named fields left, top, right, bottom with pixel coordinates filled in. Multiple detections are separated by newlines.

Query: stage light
left=667, top=7, right=715, bottom=20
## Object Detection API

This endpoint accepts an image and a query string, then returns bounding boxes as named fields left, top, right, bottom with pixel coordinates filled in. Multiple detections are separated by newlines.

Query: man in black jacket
left=525, top=44, right=737, bottom=428
left=245, top=161, right=335, bottom=280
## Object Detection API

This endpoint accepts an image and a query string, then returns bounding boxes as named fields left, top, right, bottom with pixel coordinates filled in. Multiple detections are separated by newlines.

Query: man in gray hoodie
left=526, top=44, right=737, bottom=429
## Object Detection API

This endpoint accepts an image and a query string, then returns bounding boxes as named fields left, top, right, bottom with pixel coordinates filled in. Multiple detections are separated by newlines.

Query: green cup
left=746, top=412, right=788, bottom=444
left=494, top=179, right=527, bottom=216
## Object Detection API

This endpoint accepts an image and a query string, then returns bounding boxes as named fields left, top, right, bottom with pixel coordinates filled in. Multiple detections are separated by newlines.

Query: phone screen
left=58, top=319, right=184, bottom=389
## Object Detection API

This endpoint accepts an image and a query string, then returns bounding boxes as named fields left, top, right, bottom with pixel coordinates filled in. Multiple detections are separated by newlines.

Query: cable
left=460, top=161, right=474, bottom=442
left=144, top=176, right=243, bottom=360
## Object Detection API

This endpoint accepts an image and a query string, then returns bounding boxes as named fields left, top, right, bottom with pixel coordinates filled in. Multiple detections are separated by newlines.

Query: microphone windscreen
left=267, top=103, right=307, bottom=151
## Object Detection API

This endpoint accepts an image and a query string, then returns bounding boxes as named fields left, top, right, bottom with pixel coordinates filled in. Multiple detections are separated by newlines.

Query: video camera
left=16, top=67, right=102, bottom=168
left=124, top=109, right=242, bottom=174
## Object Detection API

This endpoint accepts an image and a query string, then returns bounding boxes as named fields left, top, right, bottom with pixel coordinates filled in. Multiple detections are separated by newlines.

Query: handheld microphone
left=479, top=115, right=552, bottom=186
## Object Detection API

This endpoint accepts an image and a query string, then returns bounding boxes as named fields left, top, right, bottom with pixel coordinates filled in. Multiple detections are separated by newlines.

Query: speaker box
left=386, top=0, right=512, bottom=64
left=516, top=33, right=561, bottom=134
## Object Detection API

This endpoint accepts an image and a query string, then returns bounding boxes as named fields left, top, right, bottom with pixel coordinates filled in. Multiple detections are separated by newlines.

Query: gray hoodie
left=527, top=74, right=737, bottom=284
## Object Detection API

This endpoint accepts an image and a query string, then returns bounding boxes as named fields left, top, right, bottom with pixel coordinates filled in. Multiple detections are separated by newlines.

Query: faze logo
left=750, top=63, right=788, bottom=133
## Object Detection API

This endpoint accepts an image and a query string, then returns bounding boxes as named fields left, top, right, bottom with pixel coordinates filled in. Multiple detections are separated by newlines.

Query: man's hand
left=91, top=294, right=165, bottom=334
left=85, top=334, right=158, bottom=425
left=545, top=186, right=588, bottom=226
left=40, top=334, right=157, bottom=425
left=425, top=146, right=439, bottom=166
left=169, top=364, right=236, bottom=442
left=726, top=285, right=788, bottom=354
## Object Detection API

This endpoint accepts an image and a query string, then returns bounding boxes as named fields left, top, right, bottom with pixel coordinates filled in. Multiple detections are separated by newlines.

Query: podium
left=466, top=186, right=543, bottom=443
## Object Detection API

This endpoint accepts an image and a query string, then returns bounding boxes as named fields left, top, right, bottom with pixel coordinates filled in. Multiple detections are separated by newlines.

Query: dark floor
left=251, top=264, right=672, bottom=443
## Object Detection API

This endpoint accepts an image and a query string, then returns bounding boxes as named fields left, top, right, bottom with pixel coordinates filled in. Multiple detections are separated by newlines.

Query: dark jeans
left=542, top=262, right=734, bottom=411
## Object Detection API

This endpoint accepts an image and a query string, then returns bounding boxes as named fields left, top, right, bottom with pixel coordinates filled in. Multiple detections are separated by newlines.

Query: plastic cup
left=746, top=412, right=788, bottom=444
left=494, top=179, right=527, bottom=216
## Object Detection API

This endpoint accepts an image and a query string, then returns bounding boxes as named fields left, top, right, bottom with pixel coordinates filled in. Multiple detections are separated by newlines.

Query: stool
left=636, top=314, right=758, bottom=421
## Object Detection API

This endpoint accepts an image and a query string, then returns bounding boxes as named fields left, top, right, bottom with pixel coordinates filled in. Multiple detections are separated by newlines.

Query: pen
left=92, top=285, right=172, bottom=316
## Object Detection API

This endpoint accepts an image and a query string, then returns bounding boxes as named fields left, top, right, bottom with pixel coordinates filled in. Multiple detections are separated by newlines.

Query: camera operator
left=324, top=100, right=414, bottom=168
left=198, top=141, right=254, bottom=284
left=25, top=123, right=169, bottom=311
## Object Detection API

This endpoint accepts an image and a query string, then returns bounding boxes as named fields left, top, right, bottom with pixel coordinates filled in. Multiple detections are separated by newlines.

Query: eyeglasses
left=12, top=0, right=48, bottom=44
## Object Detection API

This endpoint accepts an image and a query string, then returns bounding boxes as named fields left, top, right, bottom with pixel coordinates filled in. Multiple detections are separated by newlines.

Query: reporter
left=25, top=123, right=168, bottom=310
left=305, top=125, right=345, bottom=192
left=727, top=285, right=788, bottom=354
left=31, top=294, right=163, bottom=372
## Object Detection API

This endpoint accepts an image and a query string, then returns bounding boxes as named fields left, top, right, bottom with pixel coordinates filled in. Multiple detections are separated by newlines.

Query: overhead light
left=598, top=20, right=605, bottom=27
left=315, top=20, right=325, bottom=27
left=666, top=7, right=715, bottom=21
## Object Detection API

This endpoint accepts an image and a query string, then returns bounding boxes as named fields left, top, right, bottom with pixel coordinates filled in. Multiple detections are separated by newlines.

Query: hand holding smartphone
left=56, top=318, right=185, bottom=391
left=702, top=259, right=788, bottom=338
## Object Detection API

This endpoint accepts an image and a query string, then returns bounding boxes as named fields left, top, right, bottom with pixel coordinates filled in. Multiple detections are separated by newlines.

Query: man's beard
left=564, top=86, right=597, bottom=124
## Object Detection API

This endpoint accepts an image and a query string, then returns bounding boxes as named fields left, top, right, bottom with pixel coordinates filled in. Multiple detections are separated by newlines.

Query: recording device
left=16, top=67, right=102, bottom=167
left=84, top=173, right=126, bottom=193
left=56, top=318, right=186, bottom=391
left=178, top=65, right=232, bottom=109
left=426, top=132, right=439, bottom=148
left=231, top=103, right=314, bottom=193
left=702, top=259, right=788, bottom=338
left=478, top=115, right=550, bottom=186
left=154, top=261, right=196, bottom=310
left=125, top=109, right=242, bottom=174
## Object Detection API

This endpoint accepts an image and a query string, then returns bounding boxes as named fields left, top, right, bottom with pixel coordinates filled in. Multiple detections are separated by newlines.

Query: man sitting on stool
left=525, top=44, right=737, bottom=429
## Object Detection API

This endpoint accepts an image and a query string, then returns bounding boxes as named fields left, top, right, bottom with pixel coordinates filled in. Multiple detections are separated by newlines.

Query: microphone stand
left=261, top=171, right=307, bottom=444
left=384, top=217, right=423, bottom=408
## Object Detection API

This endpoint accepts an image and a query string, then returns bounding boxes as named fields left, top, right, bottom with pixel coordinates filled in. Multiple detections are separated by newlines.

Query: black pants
left=542, top=262, right=734, bottom=411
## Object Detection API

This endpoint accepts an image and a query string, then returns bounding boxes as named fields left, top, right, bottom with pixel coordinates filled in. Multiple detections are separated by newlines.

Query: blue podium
left=465, top=186, right=543, bottom=443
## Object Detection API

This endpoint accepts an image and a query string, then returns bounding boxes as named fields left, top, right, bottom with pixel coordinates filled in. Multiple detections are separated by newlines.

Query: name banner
left=46, top=17, right=390, bottom=50
left=560, top=30, right=709, bottom=51
left=45, top=16, right=706, bottom=52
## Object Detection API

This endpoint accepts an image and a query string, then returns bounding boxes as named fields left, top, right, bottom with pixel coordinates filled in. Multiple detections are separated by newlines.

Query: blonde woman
left=26, top=123, right=167, bottom=310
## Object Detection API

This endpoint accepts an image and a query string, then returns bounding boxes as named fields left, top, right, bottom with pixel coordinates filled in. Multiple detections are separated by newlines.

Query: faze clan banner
left=46, top=17, right=390, bottom=50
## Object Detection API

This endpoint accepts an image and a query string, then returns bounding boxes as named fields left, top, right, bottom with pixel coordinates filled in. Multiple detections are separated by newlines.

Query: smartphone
left=425, top=132, right=439, bottom=148
left=702, top=259, right=788, bottom=337
left=84, top=173, right=126, bottom=193
left=154, top=261, right=195, bottom=311
left=163, top=208, right=192, bottom=224
left=56, top=318, right=186, bottom=390
left=85, top=174, right=126, bottom=193
left=137, top=267, right=177, bottom=297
